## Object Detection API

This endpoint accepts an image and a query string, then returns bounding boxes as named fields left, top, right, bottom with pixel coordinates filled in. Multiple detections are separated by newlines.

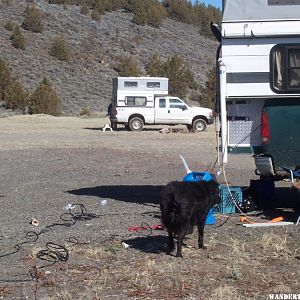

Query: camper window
left=147, top=82, right=160, bottom=88
left=289, top=49, right=300, bottom=88
left=124, top=81, right=138, bottom=88
left=271, top=45, right=300, bottom=92
left=125, top=96, right=146, bottom=106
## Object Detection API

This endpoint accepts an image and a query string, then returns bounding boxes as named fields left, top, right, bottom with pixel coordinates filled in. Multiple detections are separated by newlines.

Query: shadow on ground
left=83, top=127, right=162, bottom=132
left=67, top=185, right=163, bottom=206
left=67, top=185, right=300, bottom=221
left=263, top=187, right=300, bottom=222
left=123, top=235, right=168, bottom=254
left=244, top=185, right=300, bottom=222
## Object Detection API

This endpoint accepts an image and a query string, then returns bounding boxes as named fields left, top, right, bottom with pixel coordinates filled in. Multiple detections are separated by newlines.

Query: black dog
left=159, top=180, right=220, bottom=257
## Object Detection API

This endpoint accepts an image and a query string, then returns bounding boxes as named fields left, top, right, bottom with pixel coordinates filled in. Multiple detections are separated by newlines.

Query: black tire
left=124, top=124, right=129, bottom=130
left=192, top=118, right=207, bottom=132
left=128, top=116, right=144, bottom=131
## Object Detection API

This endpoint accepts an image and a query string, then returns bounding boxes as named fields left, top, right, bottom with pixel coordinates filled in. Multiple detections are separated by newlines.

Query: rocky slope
left=0, top=0, right=218, bottom=116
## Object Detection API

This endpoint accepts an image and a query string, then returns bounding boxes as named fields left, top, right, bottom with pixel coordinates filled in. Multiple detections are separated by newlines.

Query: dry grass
left=209, top=285, right=241, bottom=300
left=4, top=224, right=299, bottom=299
left=259, top=232, right=295, bottom=258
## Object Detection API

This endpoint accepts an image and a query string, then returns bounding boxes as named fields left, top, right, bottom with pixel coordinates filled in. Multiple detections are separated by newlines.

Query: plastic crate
left=214, top=186, right=243, bottom=214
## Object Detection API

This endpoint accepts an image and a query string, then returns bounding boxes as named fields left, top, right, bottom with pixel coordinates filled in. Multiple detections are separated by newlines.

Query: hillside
left=0, top=0, right=218, bottom=116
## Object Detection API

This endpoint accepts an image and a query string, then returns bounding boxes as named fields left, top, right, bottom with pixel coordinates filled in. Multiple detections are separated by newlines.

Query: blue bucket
left=183, top=171, right=216, bottom=225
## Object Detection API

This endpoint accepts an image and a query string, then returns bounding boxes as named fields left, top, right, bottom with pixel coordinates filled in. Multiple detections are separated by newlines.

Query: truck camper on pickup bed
left=110, top=77, right=213, bottom=132
left=213, top=0, right=300, bottom=182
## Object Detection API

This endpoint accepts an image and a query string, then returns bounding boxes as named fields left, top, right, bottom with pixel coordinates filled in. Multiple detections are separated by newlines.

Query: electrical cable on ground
left=0, top=204, right=105, bottom=284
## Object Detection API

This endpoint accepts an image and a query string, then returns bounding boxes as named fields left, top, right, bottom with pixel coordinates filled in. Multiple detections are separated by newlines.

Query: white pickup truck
left=110, top=95, right=213, bottom=131
left=109, top=77, right=214, bottom=132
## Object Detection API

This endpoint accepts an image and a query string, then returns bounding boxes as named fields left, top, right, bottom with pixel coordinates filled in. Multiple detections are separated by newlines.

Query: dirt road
left=0, top=115, right=298, bottom=299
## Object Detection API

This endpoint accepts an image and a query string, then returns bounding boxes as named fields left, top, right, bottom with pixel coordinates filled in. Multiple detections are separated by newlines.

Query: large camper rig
left=214, top=0, right=300, bottom=181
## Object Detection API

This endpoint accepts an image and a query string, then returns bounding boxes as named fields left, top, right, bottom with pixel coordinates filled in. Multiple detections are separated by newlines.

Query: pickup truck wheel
left=129, top=117, right=144, bottom=131
left=193, top=119, right=207, bottom=132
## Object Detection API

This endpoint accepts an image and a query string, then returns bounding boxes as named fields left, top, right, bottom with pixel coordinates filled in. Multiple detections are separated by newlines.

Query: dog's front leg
left=167, top=229, right=175, bottom=254
left=197, top=218, right=207, bottom=250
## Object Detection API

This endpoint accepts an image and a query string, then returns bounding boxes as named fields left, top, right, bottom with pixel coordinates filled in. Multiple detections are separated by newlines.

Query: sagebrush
left=27, top=78, right=61, bottom=116
left=0, top=57, right=12, bottom=100
left=22, top=5, right=43, bottom=33
left=49, top=35, right=71, bottom=62
left=10, top=26, right=26, bottom=50
left=0, top=58, right=27, bottom=112
left=4, top=80, right=27, bottom=112
left=115, top=56, right=140, bottom=77
left=146, top=53, right=197, bottom=98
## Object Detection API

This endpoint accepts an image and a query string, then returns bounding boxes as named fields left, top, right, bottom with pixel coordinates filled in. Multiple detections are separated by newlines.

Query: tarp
left=223, top=0, right=300, bottom=22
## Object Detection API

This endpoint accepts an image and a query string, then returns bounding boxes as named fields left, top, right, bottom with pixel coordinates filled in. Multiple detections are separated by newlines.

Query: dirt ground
left=0, top=115, right=299, bottom=300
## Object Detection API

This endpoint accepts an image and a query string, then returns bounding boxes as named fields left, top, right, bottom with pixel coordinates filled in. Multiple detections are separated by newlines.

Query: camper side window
left=124, top=81, right=138, bottom=88
left=125, top=96, right=146, bottom=106
left=147, top=82, right=160, bottom=88
left=271, top=45, right=300, bottom=92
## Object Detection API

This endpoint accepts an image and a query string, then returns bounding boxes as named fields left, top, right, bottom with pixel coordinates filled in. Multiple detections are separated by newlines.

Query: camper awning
left=223, top=0, right=300, bottom=22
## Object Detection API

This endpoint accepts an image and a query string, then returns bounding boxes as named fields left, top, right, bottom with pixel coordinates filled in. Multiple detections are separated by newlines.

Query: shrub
left=163, top=0, right=194, bottom=24
left=10, top=26, right=26, bottom=50
left=132, top=0, right=167, bottom=28
left=115, top=56, right=140, bottom=77
left=91, top=9, right=101, bottom=21
left=49, top=35, right=71, bottom=62
left=184, top=67, right=198, bottom=90
left=93, top=0, right=106, bottom=15
left=22, top=5, right=43, bottom=33
left=0, top=58, right=12, bottom=101
left=0, top=58, right=27, bottom=111
left=48, top=0, right=127, bottom=13
left=2, top=0, right=12, bottom=5
left=146, top=53, right=163, bottom=77
left=4, top=80, right=27, bottom=112
left=146, top=54, right=197, bottom=98
left=109, top=0, right=127, bottom=11
left=48, top=0, right=66, bottom=3
left=63, top=1, right=69, bottom=10
left=80, top=0, right=89, bottom=15
left=162, top=0, right=221, bottom=38
left=4, top=19, right=14, bottom=31
left=163, top=54, right=190, bottom=98
left=200, top=67, right=216, bottom=109
left=27, top=78, right=61, bottom=116
left=79, top=107, right=91, bottom=116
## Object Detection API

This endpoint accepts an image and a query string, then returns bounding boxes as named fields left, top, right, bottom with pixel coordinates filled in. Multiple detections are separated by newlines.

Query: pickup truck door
left=167, top=98, right=191, bottom=123
left=155, top=98, right=174, bottom=124
left=155, top=98, right=191, bottom=124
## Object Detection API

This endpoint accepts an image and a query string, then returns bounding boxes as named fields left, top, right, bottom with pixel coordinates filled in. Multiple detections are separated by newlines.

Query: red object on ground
left=127, top=224, right=163, bottom=231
